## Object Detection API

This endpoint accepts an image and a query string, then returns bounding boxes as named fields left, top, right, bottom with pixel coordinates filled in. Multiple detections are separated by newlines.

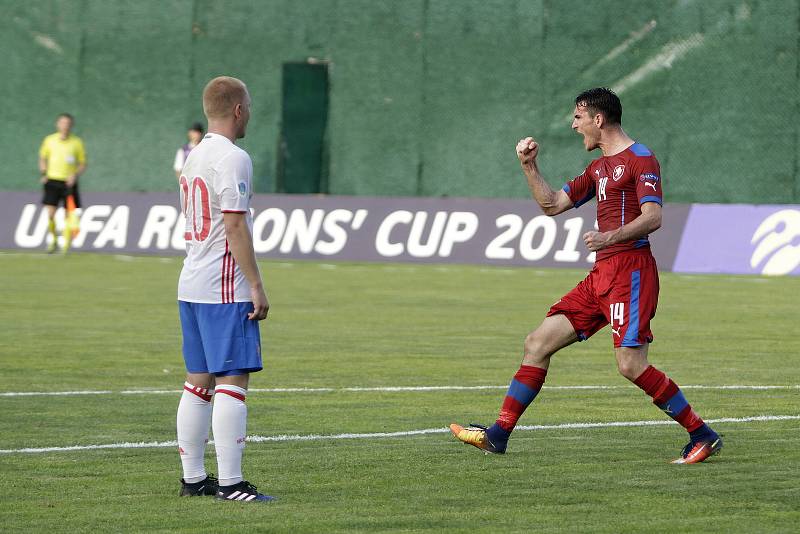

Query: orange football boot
left=672, top=435, right=723, bottom=464
left=449, top=423, right=506, bottom=454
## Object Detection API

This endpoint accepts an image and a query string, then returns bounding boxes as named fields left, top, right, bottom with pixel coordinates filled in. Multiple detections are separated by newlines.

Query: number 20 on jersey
left=179, top=175, right=211, bottom=242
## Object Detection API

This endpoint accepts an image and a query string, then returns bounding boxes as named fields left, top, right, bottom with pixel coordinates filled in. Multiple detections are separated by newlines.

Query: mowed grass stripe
left=2, top=384, right=798, bottom=397
left=2, top=414, right=797, bottom=454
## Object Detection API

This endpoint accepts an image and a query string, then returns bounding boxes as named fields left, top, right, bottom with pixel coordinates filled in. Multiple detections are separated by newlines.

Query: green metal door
left=277, top=62, right=329, bottom=194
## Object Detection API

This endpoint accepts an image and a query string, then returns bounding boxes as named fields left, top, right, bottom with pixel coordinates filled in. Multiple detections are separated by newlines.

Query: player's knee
left=186, top=372, right=214, bottom=389
left=616, top=359, right=644, bottom=381
left=523, top=331, right=549, bottom=364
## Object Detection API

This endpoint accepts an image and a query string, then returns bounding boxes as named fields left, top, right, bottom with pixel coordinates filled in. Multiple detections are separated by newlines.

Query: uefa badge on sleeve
left=238, top=182, right=247, bottom=197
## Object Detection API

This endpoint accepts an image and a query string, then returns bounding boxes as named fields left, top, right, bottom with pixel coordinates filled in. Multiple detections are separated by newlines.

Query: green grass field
left=1, top=252, right=798, bottom=533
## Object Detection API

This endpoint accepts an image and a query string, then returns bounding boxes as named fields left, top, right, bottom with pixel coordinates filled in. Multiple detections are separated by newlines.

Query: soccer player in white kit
left=176, top=76, right=274, bottom=502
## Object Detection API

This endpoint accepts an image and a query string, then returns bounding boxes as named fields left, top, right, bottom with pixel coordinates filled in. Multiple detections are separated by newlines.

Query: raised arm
left=516, top=137, right=573, bottom=216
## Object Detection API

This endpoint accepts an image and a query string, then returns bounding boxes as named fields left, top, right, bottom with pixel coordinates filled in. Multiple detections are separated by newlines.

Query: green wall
left=2, top=0, right=798, bottom=203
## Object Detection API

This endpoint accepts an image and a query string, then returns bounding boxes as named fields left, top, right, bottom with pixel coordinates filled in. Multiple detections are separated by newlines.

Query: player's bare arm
left=38, top=156, right=48, bottom=183
left=223, top=211, right=269, bottom=320
left=516, top=137, right=572, bottom=216
left=583, top=201, right=662, bottom=252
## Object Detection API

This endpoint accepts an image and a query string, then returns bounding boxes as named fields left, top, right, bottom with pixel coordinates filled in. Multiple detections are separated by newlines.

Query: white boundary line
left=1, top=384, right=799, bottom=398
left=1, top=414, right=798, bottom=455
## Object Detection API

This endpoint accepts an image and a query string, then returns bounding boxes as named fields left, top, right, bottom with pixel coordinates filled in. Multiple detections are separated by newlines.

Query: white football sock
left=177, top=382, right=213, bottom=483
left=213, top=385, right=248, bottom=486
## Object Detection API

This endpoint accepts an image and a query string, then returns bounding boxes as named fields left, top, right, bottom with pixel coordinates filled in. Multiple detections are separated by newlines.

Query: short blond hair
left=202, top=76, right=248, bottom=119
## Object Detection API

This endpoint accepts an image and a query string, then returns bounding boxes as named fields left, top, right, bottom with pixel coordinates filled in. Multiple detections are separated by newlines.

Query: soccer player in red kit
left=450, top=88, right=722, bottom=464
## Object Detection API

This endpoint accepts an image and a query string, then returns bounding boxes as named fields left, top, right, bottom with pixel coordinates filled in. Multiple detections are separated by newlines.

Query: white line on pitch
left=0, top=390, right=116, bottom=397
left=1, top=384, right=799, bottom=398
left=1, top=414, right=798, bottom=455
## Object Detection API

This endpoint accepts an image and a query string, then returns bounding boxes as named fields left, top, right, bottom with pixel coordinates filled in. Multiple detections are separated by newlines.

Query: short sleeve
left=75, top=138, right=86, bottom=165
left=39, top=137, right=50, bottom=159
left=173, top=148, right=185, bottom=173
left=635, top=157, right=663, bottom=206
left=562, top=166, right=596, bottom=209
left=216, top=149, right=252, bottom=213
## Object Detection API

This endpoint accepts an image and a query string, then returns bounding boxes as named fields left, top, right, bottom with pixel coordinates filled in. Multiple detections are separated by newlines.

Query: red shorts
left=547, top=250, right=659, bottom=348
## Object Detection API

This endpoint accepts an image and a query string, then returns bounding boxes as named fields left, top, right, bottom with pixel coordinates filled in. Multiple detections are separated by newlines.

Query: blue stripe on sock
left=658, top=390, right=689, bottom=418
left=507, top=379, right=539, bottom=406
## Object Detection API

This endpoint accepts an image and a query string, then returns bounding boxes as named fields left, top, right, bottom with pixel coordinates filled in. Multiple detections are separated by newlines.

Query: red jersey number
left=179, top=175, right=211, bottom=242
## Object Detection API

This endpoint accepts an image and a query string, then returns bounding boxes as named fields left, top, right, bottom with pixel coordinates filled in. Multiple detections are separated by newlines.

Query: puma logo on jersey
left=644, top=181, right=657, bottom=190
left=598, top=177, right=609, bottom=201
left=611, top=327, right=621, bottom=337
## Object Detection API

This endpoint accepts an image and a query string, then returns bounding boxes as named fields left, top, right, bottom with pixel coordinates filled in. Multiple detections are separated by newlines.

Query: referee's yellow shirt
left=39, top=133, right=86, bottom=181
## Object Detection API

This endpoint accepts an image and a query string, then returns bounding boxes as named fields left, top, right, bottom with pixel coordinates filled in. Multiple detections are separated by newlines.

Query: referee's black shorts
left=42, top=179, right=81, bottom=208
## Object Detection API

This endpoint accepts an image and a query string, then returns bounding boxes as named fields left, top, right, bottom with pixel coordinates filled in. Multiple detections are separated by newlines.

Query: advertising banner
left=2, top=191, right=797, bottom=275
left=673, top=204, right=800, bottom=276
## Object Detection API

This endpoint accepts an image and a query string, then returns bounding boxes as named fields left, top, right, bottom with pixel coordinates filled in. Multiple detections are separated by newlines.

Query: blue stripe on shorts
left=621, top=270, right=641, bottom=347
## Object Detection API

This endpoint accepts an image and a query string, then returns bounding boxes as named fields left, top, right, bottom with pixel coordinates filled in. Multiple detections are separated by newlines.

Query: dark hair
left=57, top=113, right=74, bottom=122
left=575, top=88, right=622, bottom=125
left=189, top=122, right=205, bottom=133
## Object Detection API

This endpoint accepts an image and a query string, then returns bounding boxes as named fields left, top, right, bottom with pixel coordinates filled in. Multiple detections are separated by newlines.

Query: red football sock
left=634, top=365, right=704, bottom=432
left=495, top=365, right=547, bottom=432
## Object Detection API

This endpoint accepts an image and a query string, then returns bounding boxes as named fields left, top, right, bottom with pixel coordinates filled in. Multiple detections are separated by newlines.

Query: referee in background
left=39, top=113, right=87, bottom=253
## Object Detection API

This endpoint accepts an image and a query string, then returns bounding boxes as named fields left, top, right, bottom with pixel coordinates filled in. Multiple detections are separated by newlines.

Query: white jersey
left=173, top=147, right=186, bottom=172
left=178, top=133, right=254, bottom=303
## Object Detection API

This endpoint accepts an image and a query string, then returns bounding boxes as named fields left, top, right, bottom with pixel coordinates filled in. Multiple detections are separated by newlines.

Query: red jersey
left=562, top=142, right=663, bottom=261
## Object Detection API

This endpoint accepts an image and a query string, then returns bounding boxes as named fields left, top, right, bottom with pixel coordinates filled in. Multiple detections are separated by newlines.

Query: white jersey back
left=178, top=133, right=253, bottom=303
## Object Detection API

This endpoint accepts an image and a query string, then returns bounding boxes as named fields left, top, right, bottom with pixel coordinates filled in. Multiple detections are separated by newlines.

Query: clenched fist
left=516, top=137, right=539, bottom=167
left=583, top=230, right=611, bottom=252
